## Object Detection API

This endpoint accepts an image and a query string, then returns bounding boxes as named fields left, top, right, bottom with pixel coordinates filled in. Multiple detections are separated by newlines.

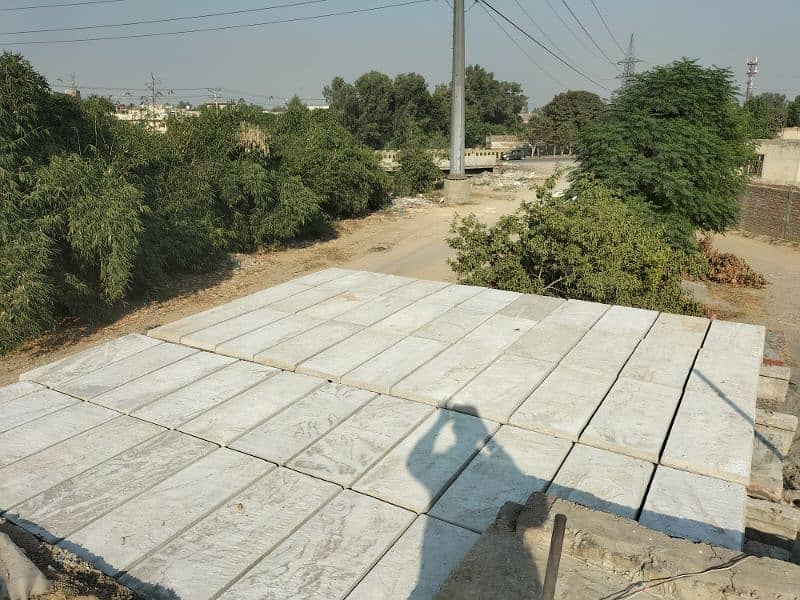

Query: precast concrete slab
left=548, top=444, right=654, bottom=519
left=591, top=305, right=658, bottom=338
left=580, top=378, right=683, bottom=462
left=418, top=283, right=483, bottom=307
left=560, top=328, right=642, bottom=375
left=253, top=320, right=362, bottom=370
left=61, top=449, right=272, bottom=576
left=20, top=334, right=162, bottom=387
left=645, top=312, right=710, bottom=348
left=0, top=388, right=77, bottom=433
left=353, top=410, right=499, bottom=513
left=179, top=306, right=290, bottom=351
left=122, top=468, right=339, bottom=600
left=218, top=490, right=415, bottom=600
left=295, top=328, right=402, bottom=381
left=347, top=515, right=479, bottom=600
left=369, top=300, right=452, bottom=336
left=230, top=384, right=376, bottom=464
left=456, top=288, right=520, bottom=313
left=430, top=426, right=571, bottom=532
left=335, top=293, right=421, bottom=326
left=498, top=294, right=565, bottom=322
left=619, top=339, right=698, bottom=389
left=0, top=380, right=44, bottom=402
left=291, top=267, right=354, bottom=286
left=412, top=307, right=491, bottom=344
left=266, top=285, right=342, bottom=314
left=295, top=290, right=379, bottom=320
left=216, top=313, right=323, bottom=361
left=288, top=394, right=433, bottom=486
left=640, top=466, right=746, bottom=550
left=702, top=319, right=766, bottom=358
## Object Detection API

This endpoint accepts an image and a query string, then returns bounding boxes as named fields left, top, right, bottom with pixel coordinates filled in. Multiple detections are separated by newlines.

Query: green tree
left=744, top=92, right=788, bottom=138
left=448, top=176, right=701, bottom=314
left=789, top=95, right=800, bottom=128
left=573, top=59, right=754, bottom=250
left=537, top=90, right=604, bottom=152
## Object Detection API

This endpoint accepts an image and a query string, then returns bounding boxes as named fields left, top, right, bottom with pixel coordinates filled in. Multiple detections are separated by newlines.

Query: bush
left=394, top=146, right=442, bottom=195
left=448, top=176, right=702, bottom=315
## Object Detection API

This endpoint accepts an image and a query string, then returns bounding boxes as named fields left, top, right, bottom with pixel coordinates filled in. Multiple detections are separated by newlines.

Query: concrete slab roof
left=1, top=269, right=765, bottom=598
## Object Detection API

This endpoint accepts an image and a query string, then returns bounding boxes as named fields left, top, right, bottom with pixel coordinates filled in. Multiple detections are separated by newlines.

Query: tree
left=448, top=176, right=701, bottom=314
left=464, top=65, right=527, bottom=146
left=786, top=95, right=800, bottom=128
left=744, top=92, right=788, bottom=139
left=536, top=90, right=604, bottom=152
left=525, top=112, right=557, bottom=153
left=573, top=59, right=754, bottom=250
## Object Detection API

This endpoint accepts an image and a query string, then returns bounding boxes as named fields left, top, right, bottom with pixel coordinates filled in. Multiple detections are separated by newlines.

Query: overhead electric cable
left=0, top=0, right=334, bottom=36
left=0, top=0, right=430, bottom=45
left=588, top=0, right=625, bottom=55
left=559, top=0, right=617, bottom=66
left=479, top=0, right=610, bottom=91
left=479, top=1, right=565, bottom=87
left=1, top=0, right=125, bottom=11
left=512, top=0, right=577, bottom=68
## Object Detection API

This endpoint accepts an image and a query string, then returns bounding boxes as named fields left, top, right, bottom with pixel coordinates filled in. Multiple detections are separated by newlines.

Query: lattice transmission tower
left=617, top=33, right=641, bottom=88
left=745, top=57, right=759, bottom=102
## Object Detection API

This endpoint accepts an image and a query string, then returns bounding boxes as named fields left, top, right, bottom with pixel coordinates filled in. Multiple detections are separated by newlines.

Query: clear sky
left=2, top=0, right=799, bottom=108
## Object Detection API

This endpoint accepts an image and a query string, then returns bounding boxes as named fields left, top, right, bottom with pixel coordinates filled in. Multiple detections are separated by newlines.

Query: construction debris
left=0, top=531, right=51, bottom=600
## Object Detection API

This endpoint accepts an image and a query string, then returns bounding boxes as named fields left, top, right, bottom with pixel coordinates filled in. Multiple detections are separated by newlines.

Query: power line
left=559, top=0, right=617, bottom=67
left=0, top=0, right=125, bottom=11
left=0, top=0, right=334, bottom=36
left=589, top=0, right=624, bottom=55
left=0, top=0, right=431, bottom=45
left=479, top=2, right=565, bottom=88
left=543, top=0, right=598, bottom=62
left=479, top=0, right=610, bottom=92
left=512, top=0, right=578, bottom=68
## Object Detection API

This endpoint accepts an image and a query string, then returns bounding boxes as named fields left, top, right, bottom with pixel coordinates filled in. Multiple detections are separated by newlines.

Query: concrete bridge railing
left=377, top=149, right=501, bottom=172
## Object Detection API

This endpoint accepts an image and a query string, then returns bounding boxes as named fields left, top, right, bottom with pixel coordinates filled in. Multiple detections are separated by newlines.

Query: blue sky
left=2, top=0, right=799, bottom=108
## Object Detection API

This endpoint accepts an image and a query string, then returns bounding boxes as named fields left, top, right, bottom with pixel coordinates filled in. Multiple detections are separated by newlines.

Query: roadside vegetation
left=0, top=52, right=388, bottom=354
left=450, top=59, right=759, bottom=314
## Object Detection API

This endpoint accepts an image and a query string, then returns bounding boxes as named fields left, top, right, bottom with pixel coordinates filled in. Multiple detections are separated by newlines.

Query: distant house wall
left=753, top=139, right=800, bottom=187
left=738, top=183, right=800, bottom=242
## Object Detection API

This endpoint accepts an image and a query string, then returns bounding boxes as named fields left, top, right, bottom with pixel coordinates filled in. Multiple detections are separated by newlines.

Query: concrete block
left=620, top=339, right=697, bottom=389
left=122, top=468, right=340, bottom=600
left=266, top=285, right=342, bottom=314
left=0, top=389, right=77, bottom=434
left=179, top=371, right=323, bottom=446
left=422, top=284, right=483, bottom=307
left=335, top=294, right=419, bottom=326
left=748, top=424, right=790, bottom=502
left=349, top=273, right=415, bottom=296
left=20, top=334, right=161, bottom=387
left=347, top=515, right=479, bottom=600
left=296, top=290, right=378, bottom=320
left=0, top=402, right=116, bottom=468
left=230, top=383, right=376, bottom=464
left=580, top=378, right=682, bottom=462
left=548, top=444, right=654, bottom=519
left=0, top=381, right=43, bottom=402
left=760, top=364, right=791, bottom=380
left=353, top=410, right=498, bottom=513
left=758, top=375, right=790, bottom=405
left=509, top=366, right=617, bottom=441
left=661, top=386, right=754, bottom=485
left=218, top=490, right=415, bottom=600
left=388, top=278, right=449, bottom=301
left=370, top=301, right=451, bottom=336
left=61, top=449, right=272, bottom=576
left=505, top=321, right=589, bottom=363
left=57, top=342, right=197, bottom=400
left=447, top=354, right=554, bottom=423
left=645, top=312, right=709, bottom=348
left=132, top=361, right=277, bottom=429
left=412, top=307, right=491, bottom=343
left=340, top=336, right=448, bottom=395
left=688, top=349, right=761, bottom=416
left=215, top=314, right=322, bottom=361
left=430, top=426, right=571, bottom=532
left=254, top=320, right=362, bottom=370
left=592, top=305, right=658, bottom=338
left=7, top=431, right=214, bottom=543
left=561, top=328, right=642, bottom=375
left=443, top=177, right=472, bottom=204
left=456, top=288, right=521, bottom=314
left=0, top=416, right=161, bottom=509
left=703, top=319, right=766, bottom=358
left=498, top=294, right=565, bottom=322
left=459, top=314, right=536, bottom=348
left=640, top=466, right=746, bottom=550
left=544, top=298, right=609, bottom=329
left=179, top=307, right=289, bottom=350
left=288, top=395, right=432, bottom=486
left=295, top=328, right=402, bottom=382
left=92, top=351, right=235, bottom=414
left=756, top=408, right=798, bottom=433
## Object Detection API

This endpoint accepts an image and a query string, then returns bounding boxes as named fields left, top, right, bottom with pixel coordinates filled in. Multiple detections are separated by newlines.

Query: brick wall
left=738, top=184, right=800, bottom=242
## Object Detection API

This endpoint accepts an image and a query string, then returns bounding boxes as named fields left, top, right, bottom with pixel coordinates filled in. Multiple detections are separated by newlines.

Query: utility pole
left=208, top=87, right=222, bottom=110
left=444, top=0, right=470, bottom=203
left=616, top=34, right=641, bottom=89
left=745, top=57, right=759, bottom=102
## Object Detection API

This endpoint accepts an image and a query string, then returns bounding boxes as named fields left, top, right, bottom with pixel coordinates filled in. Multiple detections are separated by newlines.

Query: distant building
left=485, top=134, right=521, bottom=150
left=307, top=105, right=329, bottom=111
left=751, top=131, right=800, bottom=186
left=113, top=104, right=197, bottom=133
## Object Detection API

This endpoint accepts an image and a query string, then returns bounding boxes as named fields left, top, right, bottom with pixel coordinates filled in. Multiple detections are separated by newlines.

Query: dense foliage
left=0, top=52, right=388, bottom=353
left=393, top=145, right=442, bottom=196
left=573, top=59, right=754, bottom=250
left=744, top=92, right=791, bottom=139
left=324, top=65, right=526, bottom=149
left=526, top=90, right=604, bottom=153
left=448, top=176, right=702, bottom=315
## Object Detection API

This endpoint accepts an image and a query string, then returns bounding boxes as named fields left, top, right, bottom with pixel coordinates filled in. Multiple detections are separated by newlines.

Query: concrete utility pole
left=444, top=0, right=471, bottom=203
left=745, top=57, right=759, bottom=102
